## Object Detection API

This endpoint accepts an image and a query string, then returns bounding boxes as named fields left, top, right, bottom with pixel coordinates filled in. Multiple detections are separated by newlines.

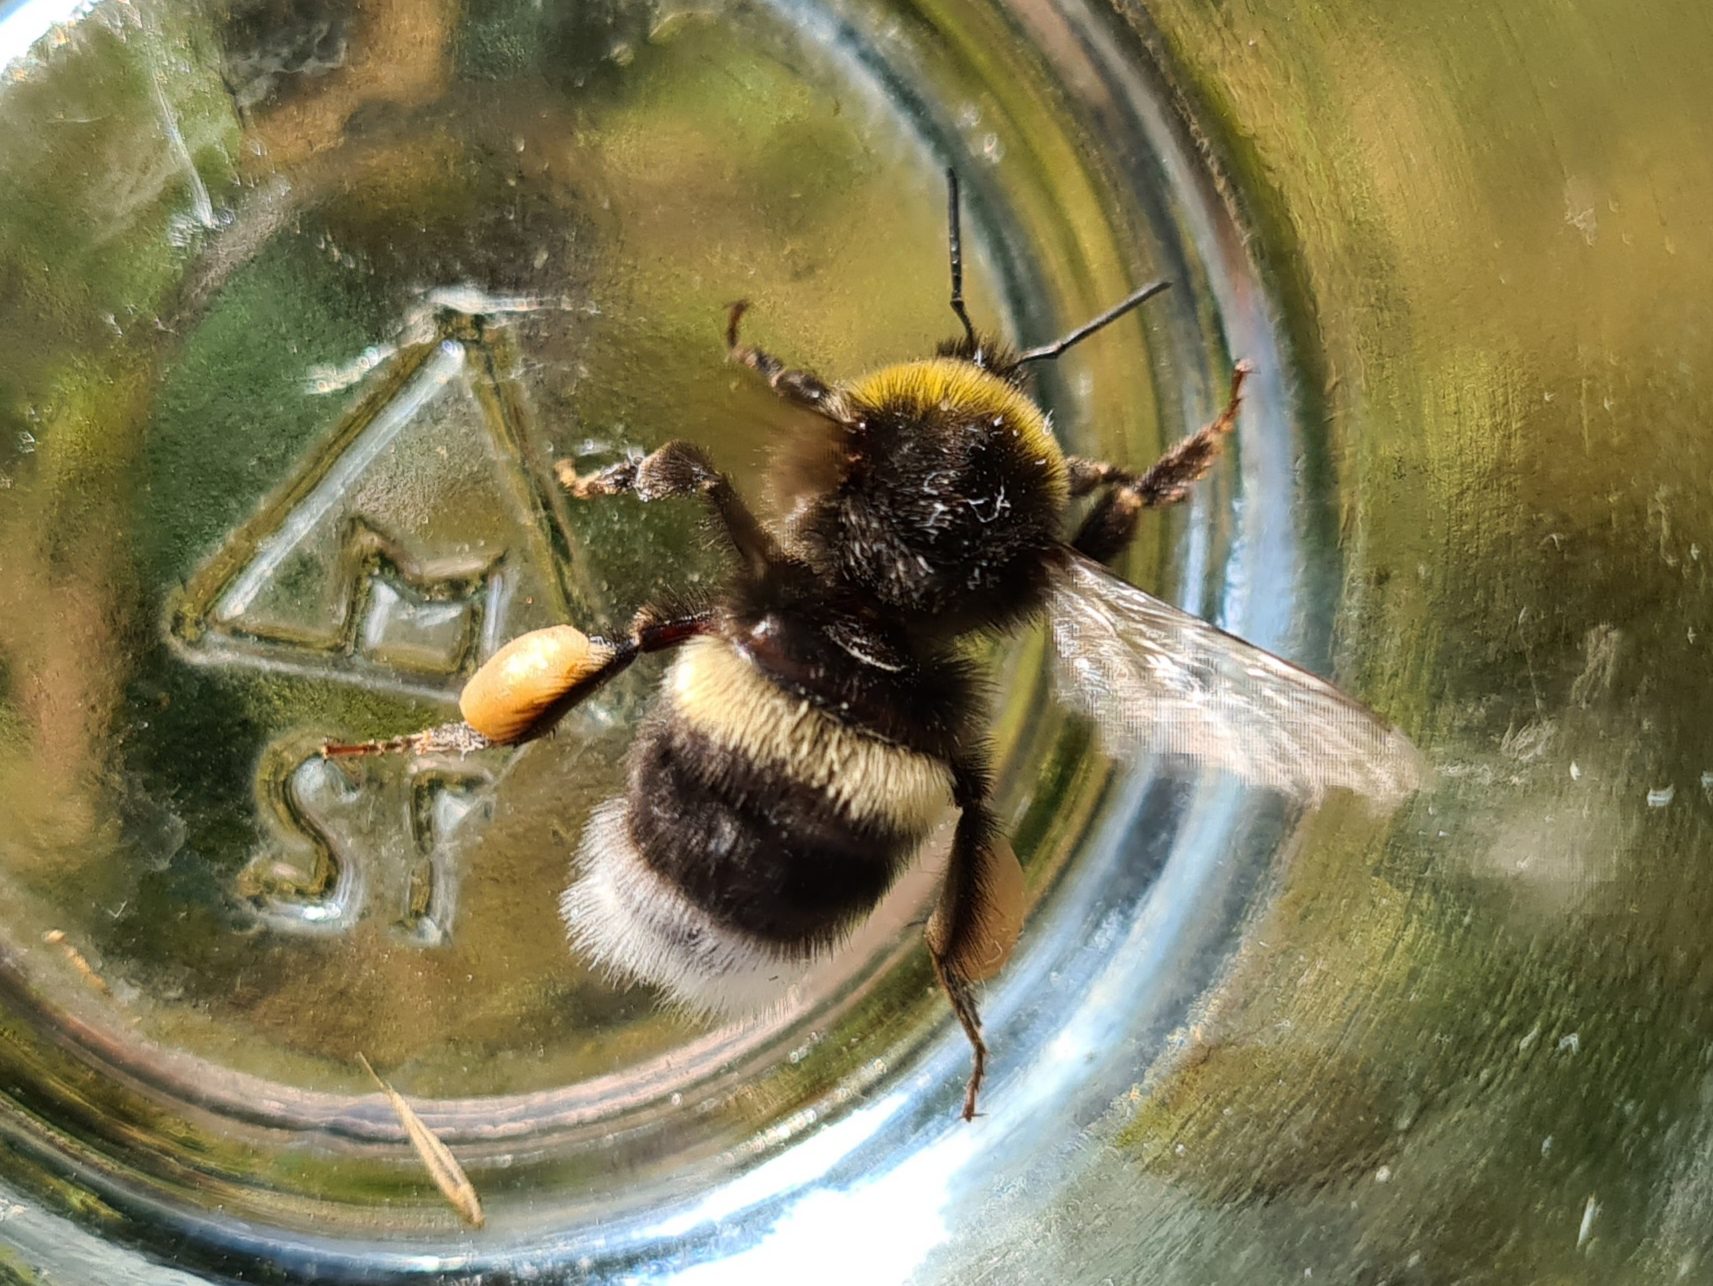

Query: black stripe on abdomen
left=625, top=717, right=915, bottom=950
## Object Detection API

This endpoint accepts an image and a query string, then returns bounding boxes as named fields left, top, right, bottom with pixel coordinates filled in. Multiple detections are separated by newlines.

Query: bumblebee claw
left=320, top=738, right=390, bottom=759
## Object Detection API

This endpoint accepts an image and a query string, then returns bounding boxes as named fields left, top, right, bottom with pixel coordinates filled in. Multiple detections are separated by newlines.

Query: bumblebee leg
left=928, top=757, right=1002, bottom=1122
left=321, top=722, right=498, bottom=759
left=1064, top=456, right=1131, bottom=498
left=1070, top=362, right=1250, bottom=563
left=322, top=607, right=713, bottom=758
left=933, top=947, right=989, bottom=1123
left=495, top=606, right=714, bottom=743
left=724, top=301, right=853, bottom=424
left=556, top=441, right=778, bottom=577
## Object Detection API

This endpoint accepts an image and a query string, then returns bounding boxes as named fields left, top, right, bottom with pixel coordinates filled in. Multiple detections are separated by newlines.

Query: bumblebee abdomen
left=667, top=635, right=954, bottom=834
left=561, top=637, right=953, bottom=1014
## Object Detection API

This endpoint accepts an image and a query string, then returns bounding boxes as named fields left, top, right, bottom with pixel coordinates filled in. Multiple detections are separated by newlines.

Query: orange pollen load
left=458, top=625, right=613, bottom=743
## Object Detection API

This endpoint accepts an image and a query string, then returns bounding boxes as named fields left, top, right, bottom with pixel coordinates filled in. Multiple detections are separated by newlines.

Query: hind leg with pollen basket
left=321, top=607, right=713, bottom=759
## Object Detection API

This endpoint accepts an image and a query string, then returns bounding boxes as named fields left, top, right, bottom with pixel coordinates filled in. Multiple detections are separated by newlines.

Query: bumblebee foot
left=724, top=301, right=851, bottom=425
left=930, top=951, right=989, bottom=1123
left=555, top=449, right=724, bottom=504
left=555, top=458, right=637, bottom=500
left=321, top=721, right=496, bottom=759
left=557, top=442, right=780, bottom=576
left=961, top=1050, right=987, bottom=1123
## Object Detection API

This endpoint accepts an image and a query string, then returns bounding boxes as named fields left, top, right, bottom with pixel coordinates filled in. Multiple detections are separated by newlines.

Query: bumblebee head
left=930, top=330, right=1025, bottom=384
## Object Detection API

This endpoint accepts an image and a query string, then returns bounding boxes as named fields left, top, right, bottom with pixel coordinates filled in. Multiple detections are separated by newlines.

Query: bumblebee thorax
left=781, top=357, right=1070, bottom=633
left=843, top=358, right=1067, bottom=500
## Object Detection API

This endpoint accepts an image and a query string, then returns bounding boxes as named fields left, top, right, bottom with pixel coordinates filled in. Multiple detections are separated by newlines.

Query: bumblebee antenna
left=1014, top=278, right=1173, bottom=365
left=945, top=168, right=978, bottom=349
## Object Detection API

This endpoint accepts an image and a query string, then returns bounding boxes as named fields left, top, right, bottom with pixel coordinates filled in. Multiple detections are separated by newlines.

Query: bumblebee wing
left=1045, top=552, right=1426, bottom=805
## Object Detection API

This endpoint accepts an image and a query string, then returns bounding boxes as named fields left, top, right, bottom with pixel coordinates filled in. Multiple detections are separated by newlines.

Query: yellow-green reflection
left=1097, top=0, right=1713, bottom=1280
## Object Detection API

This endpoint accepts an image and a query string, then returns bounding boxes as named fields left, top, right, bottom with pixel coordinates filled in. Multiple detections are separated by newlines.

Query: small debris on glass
left=42, top=930, right=109, bottom=994
left=357, top=1053, right=485, bottom=1229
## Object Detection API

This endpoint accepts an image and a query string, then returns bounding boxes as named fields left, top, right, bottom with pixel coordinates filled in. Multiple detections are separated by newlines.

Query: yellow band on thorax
left=843, top=358, right=1068, bottom=501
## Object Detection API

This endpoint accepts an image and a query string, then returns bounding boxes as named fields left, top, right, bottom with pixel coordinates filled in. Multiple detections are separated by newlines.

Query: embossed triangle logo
left=168, top=323, right=574, bottom=699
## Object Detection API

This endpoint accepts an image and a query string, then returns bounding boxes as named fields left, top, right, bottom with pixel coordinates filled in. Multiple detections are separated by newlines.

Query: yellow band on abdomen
left=666, top=635, right=953, bottom=837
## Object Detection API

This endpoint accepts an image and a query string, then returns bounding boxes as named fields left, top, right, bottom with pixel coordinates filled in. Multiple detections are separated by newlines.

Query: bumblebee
left=329, top=172, right=1423, bottom=1120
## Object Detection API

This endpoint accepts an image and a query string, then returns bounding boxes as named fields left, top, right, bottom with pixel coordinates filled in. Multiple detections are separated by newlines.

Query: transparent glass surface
left=0, top=0, right=1707, bottom=1281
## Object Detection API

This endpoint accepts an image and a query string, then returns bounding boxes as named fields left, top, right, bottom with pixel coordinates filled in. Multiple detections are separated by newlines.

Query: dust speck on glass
left=6, top=0, right=1703, bottom=1279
